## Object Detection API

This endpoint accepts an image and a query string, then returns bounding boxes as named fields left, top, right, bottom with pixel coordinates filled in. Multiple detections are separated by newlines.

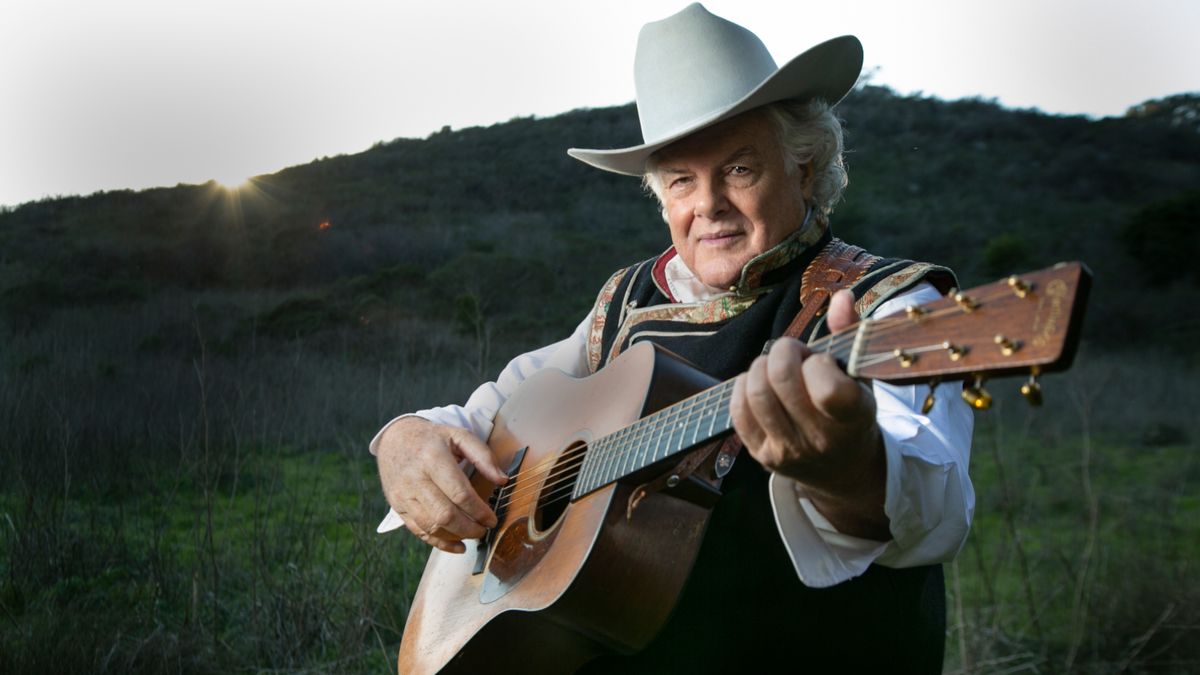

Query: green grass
left=1, top=448, right=425, bottom=673
left=943, top=381, right=1200, bottom=673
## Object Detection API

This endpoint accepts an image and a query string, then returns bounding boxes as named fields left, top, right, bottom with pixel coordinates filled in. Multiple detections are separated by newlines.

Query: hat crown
left=634, top=3, right=778, bottom=143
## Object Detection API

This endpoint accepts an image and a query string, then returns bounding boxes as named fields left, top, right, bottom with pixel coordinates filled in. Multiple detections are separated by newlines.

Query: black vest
left=579, top=234, right=949, bottom=674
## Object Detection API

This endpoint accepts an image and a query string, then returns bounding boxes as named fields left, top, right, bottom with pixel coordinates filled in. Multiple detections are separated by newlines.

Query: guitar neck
left=571, top=378, right=737, bottom=498
left=571, top=261, right=1090, bottom=499
left=569, top=331, right=851, bottom=497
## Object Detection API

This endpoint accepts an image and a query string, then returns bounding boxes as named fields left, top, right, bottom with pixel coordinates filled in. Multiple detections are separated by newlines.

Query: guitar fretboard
left=571, top=379, right=737, bottom=498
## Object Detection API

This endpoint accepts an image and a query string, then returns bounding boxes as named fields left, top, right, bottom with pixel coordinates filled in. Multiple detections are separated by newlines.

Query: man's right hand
left=375, top=416, right=508, bottom=554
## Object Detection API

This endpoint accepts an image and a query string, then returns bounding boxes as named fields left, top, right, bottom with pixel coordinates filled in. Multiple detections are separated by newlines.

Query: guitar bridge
left=472, top=446, right=526, bottom=575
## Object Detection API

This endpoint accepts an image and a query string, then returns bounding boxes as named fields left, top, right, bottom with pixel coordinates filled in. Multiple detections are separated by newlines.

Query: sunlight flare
left=215, top=175, right=252, bottom=191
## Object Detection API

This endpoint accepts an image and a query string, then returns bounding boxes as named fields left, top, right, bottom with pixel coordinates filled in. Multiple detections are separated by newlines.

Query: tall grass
left=0, top=294, right=495, bottom=673
left=2, top=297, right=1197, bottom=673
left=944, top=351, right=1200, bottom=673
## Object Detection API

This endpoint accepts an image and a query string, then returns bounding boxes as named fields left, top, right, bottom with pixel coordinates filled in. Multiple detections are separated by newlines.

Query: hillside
left=2, top=86, right=1198, bottom=352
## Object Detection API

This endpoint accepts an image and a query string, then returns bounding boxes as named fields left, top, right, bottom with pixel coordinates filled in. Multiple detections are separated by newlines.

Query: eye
left=726, top=165, right=755, bottom=184
left=668, top=175, right=693, bottom=190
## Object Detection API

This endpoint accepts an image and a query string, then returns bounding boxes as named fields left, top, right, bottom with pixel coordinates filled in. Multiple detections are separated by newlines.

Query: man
left=373, top=4, right=973, bottom=671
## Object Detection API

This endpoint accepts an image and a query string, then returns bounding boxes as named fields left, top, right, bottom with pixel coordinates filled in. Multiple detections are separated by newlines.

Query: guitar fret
left=580, top=436, right=601, bottom=495
left=638, top=417, right=651, bottom=473
left=706, top=393, right=717, bottom=438
left=602, top=427, right=620, bottom=486
left=667, top=403, right=683, bottom=457
left=618, top=424, right=633, bottom=482
left=628, top=422, right=638, bottom=475
left=689, top=389, right=710, bottom=447
left=637, top=415, right=653, bottom=471
left=650, top=411, right=664, bottom=463
left=620, top=421, right=634, bottom=479
left=624, top=417, right=643, bottom=475
left=637, top=416, right=652, bottom=472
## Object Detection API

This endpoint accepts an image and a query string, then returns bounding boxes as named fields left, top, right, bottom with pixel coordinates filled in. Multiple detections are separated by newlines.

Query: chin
left=696, top=260, right=746, bottom=290
left=698, top=271, right=739, bottom=290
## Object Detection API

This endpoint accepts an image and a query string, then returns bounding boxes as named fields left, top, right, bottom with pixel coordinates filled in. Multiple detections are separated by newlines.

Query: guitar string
left=514, top=395, right=735, bottom=516
left=487, top=381, right=731, bottom=505
left=494, top=281, right=1022, bottom=503
left=488, top=283, right=1040, bottom=510
left=491, top=386, right=735, bottom=511
left=491, top=390, right=735, bottom=513
left=490, top=384, right=735, bottom=511
left=517, top=284, right=1038, bottom=514
left=488, top=284, right=1021, bottom=510
left=810, top=285, right=1029, bottom=360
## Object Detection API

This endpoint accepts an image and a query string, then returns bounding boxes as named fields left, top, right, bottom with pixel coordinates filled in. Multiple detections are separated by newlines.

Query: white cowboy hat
left=568, top=3, right=862, bottom=176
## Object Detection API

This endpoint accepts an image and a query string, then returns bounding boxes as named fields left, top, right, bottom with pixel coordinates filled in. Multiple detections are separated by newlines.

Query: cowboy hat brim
left=567, top=35, right=863, bottom=177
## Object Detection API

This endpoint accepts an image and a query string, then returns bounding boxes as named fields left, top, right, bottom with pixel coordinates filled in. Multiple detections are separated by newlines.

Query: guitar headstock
left=843, top=262, right=1091, bottom=408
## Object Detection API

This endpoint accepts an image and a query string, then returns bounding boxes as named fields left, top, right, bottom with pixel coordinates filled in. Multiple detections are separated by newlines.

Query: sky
left=1, top=0, right=1197, bottom=208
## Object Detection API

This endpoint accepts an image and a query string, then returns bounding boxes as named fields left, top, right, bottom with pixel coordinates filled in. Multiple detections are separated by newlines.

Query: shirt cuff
left=768, top=473, right=889, bottom=588
left=769, top=381, right=974, bottom=586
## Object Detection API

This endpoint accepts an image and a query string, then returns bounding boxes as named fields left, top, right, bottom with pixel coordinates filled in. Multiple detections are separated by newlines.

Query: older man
left=374, top=4, right=973, bottom=671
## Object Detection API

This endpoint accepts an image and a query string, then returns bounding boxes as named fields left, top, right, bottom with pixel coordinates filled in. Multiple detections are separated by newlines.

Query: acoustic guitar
left=398, top=262, right=1091, bottom=673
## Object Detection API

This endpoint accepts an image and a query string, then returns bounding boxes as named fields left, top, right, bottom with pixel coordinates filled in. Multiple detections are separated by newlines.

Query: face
left=653, top=110, right=811, bottom=290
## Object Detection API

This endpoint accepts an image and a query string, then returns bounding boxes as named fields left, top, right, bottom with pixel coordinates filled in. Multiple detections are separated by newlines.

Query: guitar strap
left=626, top=238, right=879, bottom=520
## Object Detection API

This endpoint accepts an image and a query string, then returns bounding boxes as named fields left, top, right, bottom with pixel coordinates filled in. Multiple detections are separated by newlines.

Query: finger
left=448, top=428, right=509, bottom=486
left=744, top=353, right=800, bottom=444
left=425, top=461, right=497, bottom=532
left=407, top=521, right=468, bottom=554
left=397, top=493, right=473, bottom=553
left=801, top=352, right=873, bottom=421
left=408, top=481, right=489, bottom=541
left=730, top=373, right=766, bottom=452
left=826, top=289, right=860, bottom=334
left=766, top=338, right=816, bottom=427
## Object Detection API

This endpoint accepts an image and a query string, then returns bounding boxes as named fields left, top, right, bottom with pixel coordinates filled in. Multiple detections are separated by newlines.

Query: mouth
left=699, top=231, right=744, bottom=245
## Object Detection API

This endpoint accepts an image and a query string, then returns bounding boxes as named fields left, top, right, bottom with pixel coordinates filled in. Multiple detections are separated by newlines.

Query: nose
left=693, top=177, right=729, bottom=220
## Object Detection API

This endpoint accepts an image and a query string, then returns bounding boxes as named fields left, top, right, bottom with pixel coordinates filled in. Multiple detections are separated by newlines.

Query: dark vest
left=579, top=233, right=952, bottom=674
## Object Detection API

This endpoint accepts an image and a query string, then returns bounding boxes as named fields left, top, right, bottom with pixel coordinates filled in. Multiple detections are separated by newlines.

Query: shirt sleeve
left=767, top=282, right=976, bottom=587
left=371, top=310, right=594, bottom=533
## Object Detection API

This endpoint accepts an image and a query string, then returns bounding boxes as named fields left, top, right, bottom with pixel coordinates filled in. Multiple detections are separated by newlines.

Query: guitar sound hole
left=532, top=441, right=586, bottom=534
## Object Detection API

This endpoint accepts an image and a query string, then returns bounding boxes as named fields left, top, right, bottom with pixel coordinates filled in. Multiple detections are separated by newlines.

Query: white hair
left=642, top=99, right=848, bottom=218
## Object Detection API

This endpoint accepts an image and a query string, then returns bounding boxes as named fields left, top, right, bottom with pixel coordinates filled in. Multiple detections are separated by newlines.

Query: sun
left=215, top=174, right=252, bottom=191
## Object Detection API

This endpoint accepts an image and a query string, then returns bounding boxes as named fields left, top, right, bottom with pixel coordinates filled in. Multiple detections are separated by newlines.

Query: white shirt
left=370, top=255, right=975, bottom=588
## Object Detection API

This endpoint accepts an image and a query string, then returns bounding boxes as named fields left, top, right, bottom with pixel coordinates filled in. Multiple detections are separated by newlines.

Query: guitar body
left=398, top=342, right=723, bottom=674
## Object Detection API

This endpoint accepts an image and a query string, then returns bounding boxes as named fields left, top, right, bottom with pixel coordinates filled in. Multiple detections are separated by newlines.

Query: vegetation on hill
left=1, top=86, right=1197, bottom=673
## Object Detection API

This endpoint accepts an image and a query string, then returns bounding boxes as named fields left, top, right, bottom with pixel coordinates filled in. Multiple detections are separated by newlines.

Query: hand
left=729, top=289, right=890, bottom=539
left=375, top=416, right=508, bottom=553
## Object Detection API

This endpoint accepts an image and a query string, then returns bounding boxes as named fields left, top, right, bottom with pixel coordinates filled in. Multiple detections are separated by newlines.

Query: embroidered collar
left=651, top=206, right=826, bottom=302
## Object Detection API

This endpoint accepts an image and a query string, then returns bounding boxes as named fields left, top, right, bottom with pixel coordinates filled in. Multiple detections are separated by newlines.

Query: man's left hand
left=729, top=289, right=890, bottom=540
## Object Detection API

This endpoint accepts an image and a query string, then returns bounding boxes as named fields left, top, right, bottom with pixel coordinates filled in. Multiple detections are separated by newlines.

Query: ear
left=798, top=162, right=816, bottom=201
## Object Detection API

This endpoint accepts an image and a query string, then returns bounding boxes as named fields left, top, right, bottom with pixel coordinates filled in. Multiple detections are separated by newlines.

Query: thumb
left=826, top=289, right=860, bottom=333
left=449, top=428, right=509, bottom=486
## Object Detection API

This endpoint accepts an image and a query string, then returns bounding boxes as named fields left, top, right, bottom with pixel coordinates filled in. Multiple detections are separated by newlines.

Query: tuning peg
left=994, top=334, right=1020, bottom=356
left=1020, top=371, right=1043, bottom=407
left=953, top=291, right=979, bottom=312
left=942, top=341, right=966, bottom=361
left=961, top=375, right=992, bottom=410
left=921, top=378, right=941, bottom=414
left=1007, top=275, right=1033, bottom=298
